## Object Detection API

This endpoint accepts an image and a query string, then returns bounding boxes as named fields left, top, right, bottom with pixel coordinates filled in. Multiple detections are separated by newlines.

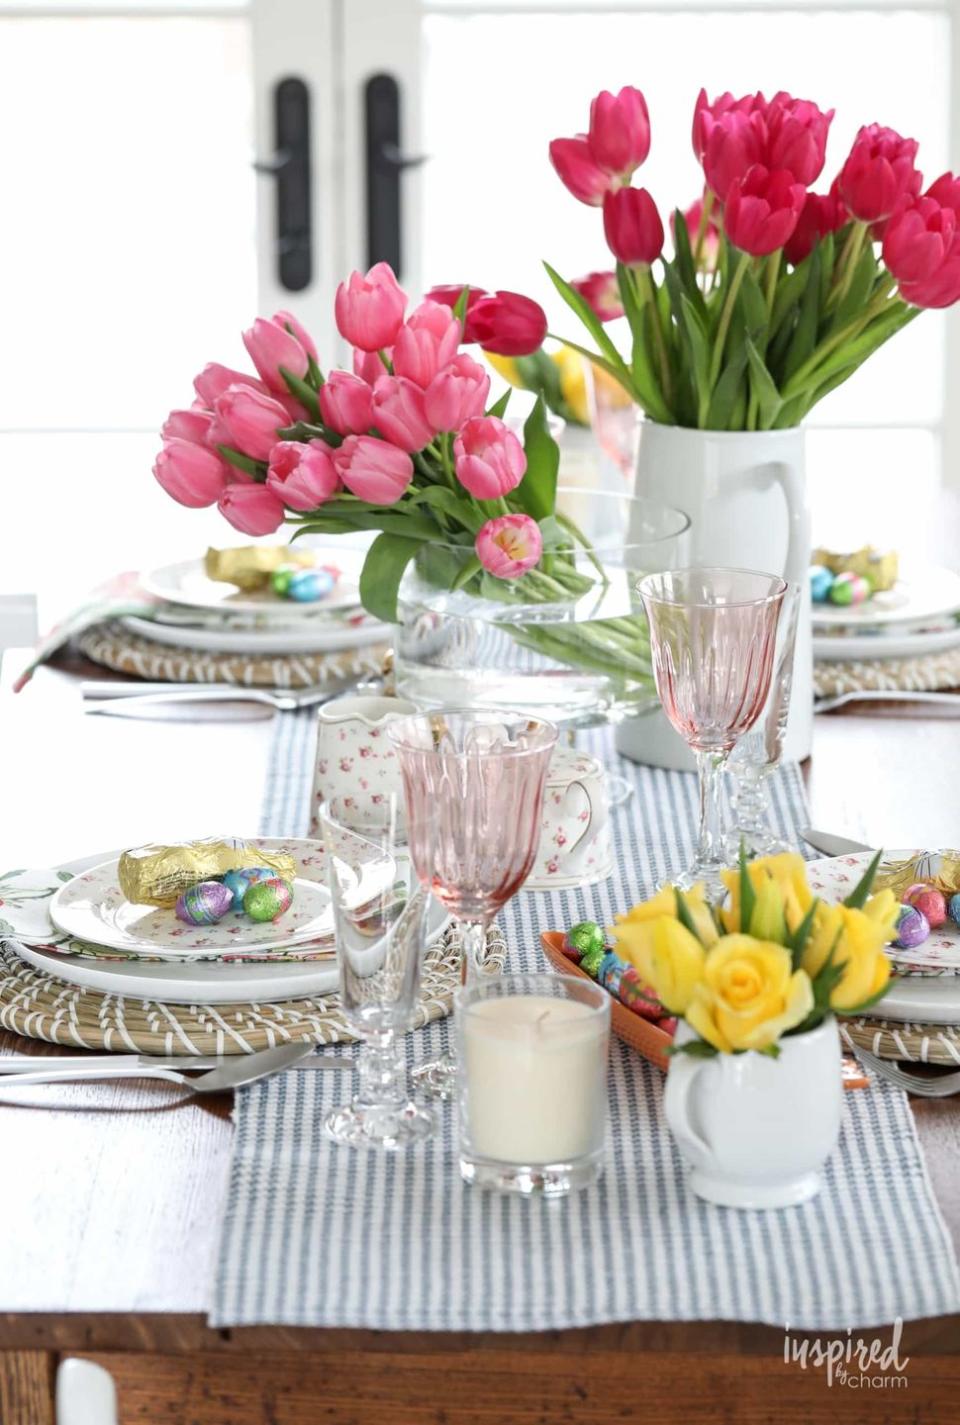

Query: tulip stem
left=781, top=276, right=896, bottom=398
left=378, top=349, right=394, bottom=373
left=692, top=189, right=715, bottom=271
left=638, top=267, right=673, bottom=408
left=708, top=251, right=747, bottom=390
left=830, top=221, right=868, bottom=309
left=439, top=433, right=457, bottom=491
left=763, top=250, right=781, bottom=327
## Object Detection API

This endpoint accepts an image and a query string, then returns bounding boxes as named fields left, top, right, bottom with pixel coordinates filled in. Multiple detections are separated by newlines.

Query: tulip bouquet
left=613, top=851, right=897, bottom=1057
left=548, top=85, right=960, bottom=430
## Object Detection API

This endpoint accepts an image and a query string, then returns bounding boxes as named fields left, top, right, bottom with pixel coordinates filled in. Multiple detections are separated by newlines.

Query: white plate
left=140, top=551, right=363, bottom=621
left=805, top=849, right=960, bottom=971
left=812, top=565, right=960, bottom=629
left=121, top=613, right=386, bottom=656
left=813, top=623, right=960, bottom=662
left=50, top=838, right=336, bottom=958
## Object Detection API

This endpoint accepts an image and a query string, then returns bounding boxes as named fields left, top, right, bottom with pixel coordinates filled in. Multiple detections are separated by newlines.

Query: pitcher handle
left=768, top=458, right=811, bottom=584
left=663, top=1052, right=716, bottom=1166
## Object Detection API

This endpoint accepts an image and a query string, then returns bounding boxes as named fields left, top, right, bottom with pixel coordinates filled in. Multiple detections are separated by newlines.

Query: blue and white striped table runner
left=210, top=711, right=960, bottom=1330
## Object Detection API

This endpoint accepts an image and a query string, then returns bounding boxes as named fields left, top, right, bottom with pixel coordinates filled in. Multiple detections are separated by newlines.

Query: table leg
left=0, top=1349, right=56, bottom=1425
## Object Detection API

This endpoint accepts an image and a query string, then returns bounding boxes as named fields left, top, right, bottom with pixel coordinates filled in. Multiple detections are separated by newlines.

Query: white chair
left=56, top=1358, right=118, bottom=1425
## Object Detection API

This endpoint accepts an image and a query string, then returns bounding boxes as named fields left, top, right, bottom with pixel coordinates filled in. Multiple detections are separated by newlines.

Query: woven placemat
left=0, top=926, right=504, bottom=1056
left=814, top=645, right=960, bottom=698
left=77, top=620, right=390, bottom=689
left=841, top=1016, right=960, bottom=1065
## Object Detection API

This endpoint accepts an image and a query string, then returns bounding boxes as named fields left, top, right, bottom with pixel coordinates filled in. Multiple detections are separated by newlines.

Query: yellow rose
left=720, top=852, right=813, bottom=937
left=802, top=903, right=892, bottom=1012
left=614, top=882, right=718, bottom=947
left=614, top=917, right=706, bottom=1014
left=685, top=935, right=814, bottom=1052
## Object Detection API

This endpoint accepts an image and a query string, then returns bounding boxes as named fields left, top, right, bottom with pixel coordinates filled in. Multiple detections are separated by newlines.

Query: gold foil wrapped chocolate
left=812, top=544, right=899, bottom=593
left=204, top=545, right=314, bottom=592
left=119, top=839, right=298, bottom=907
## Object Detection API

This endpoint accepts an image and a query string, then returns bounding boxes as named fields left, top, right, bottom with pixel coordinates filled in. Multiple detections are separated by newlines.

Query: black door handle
left=365, top=73, right=427, bottom=278
left=255, top=77, right=312, bottom=292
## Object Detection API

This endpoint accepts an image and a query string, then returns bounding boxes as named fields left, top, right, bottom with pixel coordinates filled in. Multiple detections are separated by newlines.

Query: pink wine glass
left=638, top=568, right=786, bottom=900
left=388, top=710, right=558, bottom=1096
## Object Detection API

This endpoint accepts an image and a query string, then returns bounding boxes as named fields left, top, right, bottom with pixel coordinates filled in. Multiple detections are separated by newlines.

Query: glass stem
left=356, top=1029, right=405, bottom=1109
left=730, top=762, right=769, bottom=836
left=695, top=749, right=728, bottom=871
left=461, top=921, right=487, bottom=983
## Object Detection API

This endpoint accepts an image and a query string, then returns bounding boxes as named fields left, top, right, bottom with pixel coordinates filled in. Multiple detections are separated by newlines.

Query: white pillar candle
left=461, top=995, right=608, bottom=1165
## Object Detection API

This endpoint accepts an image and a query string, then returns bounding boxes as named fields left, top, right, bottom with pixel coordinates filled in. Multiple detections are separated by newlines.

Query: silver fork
left=0, top=1041, right=341, bottom=1091
left=815, top=689, right=960, bottom=715
left=82, top=682, right=348, bottom=714
left=853, top=1044, right=960, bottom=1097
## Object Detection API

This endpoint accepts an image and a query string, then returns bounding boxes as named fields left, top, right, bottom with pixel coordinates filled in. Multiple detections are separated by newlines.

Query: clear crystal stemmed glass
left=387, top=710, right=559, bottom=1096
left=725, top=581, right=801, bottom=858
left=638, top=568, right=787, bottom=900
left=319, top=793, right=436, bottom=1149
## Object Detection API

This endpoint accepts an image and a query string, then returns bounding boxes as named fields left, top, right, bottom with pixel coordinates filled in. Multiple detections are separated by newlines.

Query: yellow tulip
left=552, top=347, right=590, bottom=425
left=614, top=917, right=706, bottom=1014
left=484, top=352, right=523, bottom=388
left=800, top=903, right=893, bottom=1012
left=688, top=935, right=814, bottom=1052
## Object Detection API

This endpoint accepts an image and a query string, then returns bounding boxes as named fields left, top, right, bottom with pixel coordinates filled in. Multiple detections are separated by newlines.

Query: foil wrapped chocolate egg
left=270, top=566, right=295, bottom=597
left=175, top=880, right=233, bottom=926
left=562, top=920, right=606, bottom=961
left=809, top=564, right=834, bottom=603
left=221, top=866, right=276, bottom=911
left=894, top=903, right=930, bottom=949
left=903, top=883, right=947, bottom=929
left=949, top=893, right=960, bottom=927
left=286, top=568, right=335, bottom=603
left=243, top=877, right=294, bottom=923
left=829, top=571, right=870, bottom=606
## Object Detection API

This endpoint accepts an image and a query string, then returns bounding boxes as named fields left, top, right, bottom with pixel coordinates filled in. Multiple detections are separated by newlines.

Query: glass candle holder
left=456, top=972, right=610, bottom=1196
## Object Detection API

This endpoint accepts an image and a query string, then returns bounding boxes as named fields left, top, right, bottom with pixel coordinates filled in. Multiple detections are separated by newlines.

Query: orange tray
left=539, top=930, right=869, bottom=1089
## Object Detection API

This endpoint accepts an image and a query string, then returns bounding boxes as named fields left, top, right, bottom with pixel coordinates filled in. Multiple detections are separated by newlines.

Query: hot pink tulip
left=218, top=483, right=286, bottom=536
left=424, top=354, right=490, bottom=431
left=319, top=370, right=374, bottom=435
left=213, top=384, right=291, bottom=462
left=475, top=513, right=543, bottom=580
left=883, top=196, right=958, bottom=285
left=897, top=234, right=960, bottom=308
left=587, top=86, right=651, bottom=179
left=333, top=435, right=413, bottom=505
left=161, top=408, right=215, bottom=444
left=571, top=271, right=624, bottom=322
left=701, top=107, right=767, bottom=202
left=153, top=438, right=229, bottom=508
left=392, top=300, right=462, bottom=388
left=371, top=375, right=437, bottom=452
left=603, top=187, right=664, bottom=266
left=764, top=92, right=833, bottom=187
left=266, top=440, right=341, bottom=511
left=242, top=316, right=310, bottom=394
left=784, top=184, right=848, bottom=265
left=926, top=171, right=960, bottom=217
left=273, top=308, right=318, bottom=362
left=724, top=165, right=807, bottom=257
left=465, top=291, right=548, bottom=356
left=549, top=136, right=616, bottom=207
left=672, top=200, right=721, bottom=271
left=335, top=262, right=407, bottom=352
left=453, top=416, right=526, bottom=499
left=691, top=89, right=761, bottom=161
left=840, top=124, right=921, bottom=222
left=353, top=348, right=391, bottom=384
left=194, top=362, right=269, bottom=407
left=424, top=284, right=488, bottom=314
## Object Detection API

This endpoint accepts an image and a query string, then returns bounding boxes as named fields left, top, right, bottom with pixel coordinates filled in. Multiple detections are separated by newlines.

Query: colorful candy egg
left=949, top=893, right=960, bottom=927
left=221, top=866, right=276, bottom=911
left=903, top=883, right=948, bottom=929
left=270, top=566, right=295, bottom=597
left=809, top=564, right=834, bottom=603
left=286, top=568, right=335, bottom=603
left=243, top=877, right=294, bottom=923
left=894, top=903, right=930, bottom=949
left=175, top=880, right=233, bottom=926
left=562, top=920, right=606, bottom=961
left=829, top=571, right=870, bottom=606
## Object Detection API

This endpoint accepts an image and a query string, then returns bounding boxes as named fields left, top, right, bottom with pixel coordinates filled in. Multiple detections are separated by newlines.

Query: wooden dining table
left=1, top=647, right=958, bottom=1424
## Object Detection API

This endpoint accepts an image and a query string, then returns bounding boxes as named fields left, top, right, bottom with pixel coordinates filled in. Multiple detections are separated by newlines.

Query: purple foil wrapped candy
left=175, top=880, right=233, bottom=926
left=894, top=903, right=930, bottom=950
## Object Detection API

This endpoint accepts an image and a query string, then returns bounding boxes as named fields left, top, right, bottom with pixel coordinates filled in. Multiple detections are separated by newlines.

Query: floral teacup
left=310, top=695, right=419, bottom=834
left=526, top=747, right=613, bottom=889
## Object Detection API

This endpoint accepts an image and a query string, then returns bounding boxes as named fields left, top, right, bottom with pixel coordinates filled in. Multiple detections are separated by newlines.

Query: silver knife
left=0, top=1052, right=353, bottom=1074
left=801, top=828, right=873, bottom=857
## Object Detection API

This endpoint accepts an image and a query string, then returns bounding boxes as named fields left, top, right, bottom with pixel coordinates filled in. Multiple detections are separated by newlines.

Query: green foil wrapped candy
left=563, top=920, right=606, bottom=959
left=243, top=877, right=294, bottom=923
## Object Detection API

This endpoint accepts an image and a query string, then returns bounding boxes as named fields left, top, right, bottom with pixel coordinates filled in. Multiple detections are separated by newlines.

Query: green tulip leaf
left=543, top=260, right=630, bottom=377
left=486, top=389, right=511, bottom=420
left=745, top=337, right=784, bottom=430
left=358, top=531, right=426, bottom=623
left=279, top=366, right=320, bottom=422
left=514, top=395, right=559, bottom=521
left=842, top=848, right=883, bottom=909
left=217, top=445, right=265, bottom=479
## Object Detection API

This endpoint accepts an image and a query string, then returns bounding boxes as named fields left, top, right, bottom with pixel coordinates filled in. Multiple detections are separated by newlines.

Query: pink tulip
left=319, top=370, right=374, bottom=435
left=549, top=136, right=616, bottom=207
left=475, top=513, right=542, bottom=580
left=194, top=362, right=269, bottom=406
left=783, top=184, right=848, bottom=266
left=764, top=92, right=834, bottom=188
left=353, top=348, right=391, bottom=384
left=424, top=354, right=490, bottom=431
left=926, top=171, right=960, bottom=217
left=701, top=106, right=767, bottom=202
left=424, top=284, right=488, bottom=314
left=603, top=187, right=664, bottom=266
left=371, top=375, right=437, bottom=452
left=692, top=89, right=761, bottom=161
left=571, top=271, right=624, bottom=322
left=213, top=384, right=291, bottom=462
left=242, top=316, right=310, bottom=394
left=840, top=124, right=921, bottom=222
left=335, top=262, right=407, bottom=352
left=724, top=165, right=807, bottom=257
left=587, top=86, right=651, bottom=179
left=266, top=440, right=341, bottom=511
left=883, top=196, right=958, bottom=285
left=897, top=234, right=960, bottom=308
left=453, top=416, right=526, bottom=499
left=161, top=408, right=215, bottom=444
left=466, top=291, right=548, bottom=356
left=333, top=435, right=413, bottom=504
left=218, top=483, right=286, bottom=536
left=153, top=438, right=229, bottom=508
left=392, top=300, right=462, bottom=388
left=672, top=200, right=721, bottom=271
left=273, top=308, right=318, bottom=362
